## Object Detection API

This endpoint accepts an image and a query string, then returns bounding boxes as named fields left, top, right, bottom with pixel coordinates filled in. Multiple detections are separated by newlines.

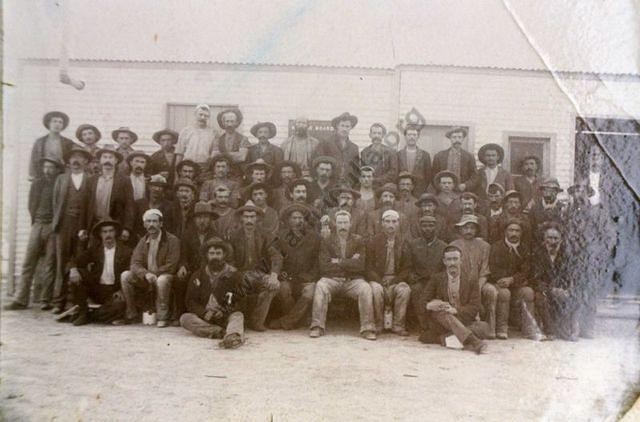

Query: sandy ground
left=1, top=308, right=639, bottom=421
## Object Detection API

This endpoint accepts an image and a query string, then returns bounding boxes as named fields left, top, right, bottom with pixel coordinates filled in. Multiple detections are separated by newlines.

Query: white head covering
left=382, top=210, right=400, bottom=220
left=142, top=208, right=163, bottom=221
left=195, top=104, right=211, bottom=114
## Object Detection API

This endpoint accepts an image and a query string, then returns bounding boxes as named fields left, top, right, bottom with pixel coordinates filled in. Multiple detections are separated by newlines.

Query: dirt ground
left=1, top=308, right=638, bottom=421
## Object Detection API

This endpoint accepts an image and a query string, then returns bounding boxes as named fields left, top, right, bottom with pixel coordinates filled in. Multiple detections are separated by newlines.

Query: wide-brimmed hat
left=209, top=154, right=234, bottom=170
left=126, top=150, right=150, bottom=164
left=111, top=127, right=138, bottom=144
left=217, top=108, right=243, bottom=129
left=538, top=177, right=563, bottom=192
left=235, top=200, right=264, bottom=215
left=250, top=122, right=277, bottom=139
left=460, top=192, right=480, bottom=203
left=176, top=159, right=201, bottom=177
left=445, top=126, right=467, bottom=139
left=433, top=170, right=459, bottom=188
left=75, top=124, right=101, bottom=143
left=487, top=182, right=506, bottom=195
left=43, top=111, right=70, bottom=130
left=375, top=182, right=398, bottom=198
left=152, top=129, right=179, bottom=145
left=245, top=158, right=272, bottom=174
left=334, top=186, right=362, bottom=199
left=415, top=193, right=439, bottom=207
left=311, top=155, right=338, bottom=170
left=148, top=174, right=168, bottom=187
left=279, top=203, right=311, bottom=221
left=455, top=214, right=480, bottom=227
left=193, top=201, right=219, bottom=219
left=396, top=171, right=417, bottom=185
left=174, top=177, right=198, bottom=193
left=331, top=112, right=358, bottom=129
left=503, top=190, right=523, bottom=202
left=64, top=145, right=93, bottom=163
left=201, top=237, right=232, bottom=257
left=478, top=143, right=505, bottom=165
left=91, top=219, right=121, bottom=237
left=96, top=145, right=123, bottom=164
left=39, top=157, right=65, bottom=172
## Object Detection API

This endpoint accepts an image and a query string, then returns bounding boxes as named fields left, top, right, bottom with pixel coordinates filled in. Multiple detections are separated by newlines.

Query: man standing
left=408, top=193, right=447, bottom=241
left=309, top=156, right=338, bottom=213
left=148, top=129, right=179, bottom=185
left=327, top=187, right=367, bottom=236
left=175, top=104, right=220, bottom=176
left=176, top=159, right=201, bottom=184
left=111, top=127, right=138, bottom=174
left=367, top=210, right=411, bottom=336
left=199, top=154, right=241, bottom=208
left=216, top=108, right=251, bottom=168
left=180, top=238, right=246, bottom=349
left=281, top=116, right=320, bottom=174
left=247, top=121, right=284, bottom=168
left=75, top=123, right=102, bottom=176
left=418, top=245, right=489, bottom=354
left=497, top=190, right=533, bottom=248
left=310, top=210, right=377, bottom=340
left=313, top=112, right=360, bottom=179
left=460, top=143, right=513, bottom=202
left=30, top=111, right=74, bottom=179
left=119, top=209, right=180, bottom=327
left=5, top=158, right=64, bottom=310
left=432, top=127, right=476, bottom=188
left=513, top=155, right=542, bottom=210
left=397, top=124, right=431, bottom=194
left=127, top=151, right=149, bottom=201
left=355, top=166, right=376, bottom=212
left=484, top=183, right=506, bottom=244
left=360, top=123, right=398, bottom=185
left=242, top=159, right=272, bottom=192
left=529, top=178, right=565, bottom=242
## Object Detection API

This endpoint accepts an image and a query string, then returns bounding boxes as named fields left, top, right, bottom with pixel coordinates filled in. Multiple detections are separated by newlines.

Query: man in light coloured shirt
left=175, top=104, right=220, bottom=175
left=216, top=108, right=251, bottom=168
left=29, top=111, right=75, bottom=179
left=281, top=116, right=320, bottom=173
left=127, top=151, right=149, bottom=201
left=112, top=127, right=138, bottom=175
left=460, top=143, right=513, bottom=202
left=355, top=166, right=376, bottom=212
left=432, top=127, right=476, bottom=188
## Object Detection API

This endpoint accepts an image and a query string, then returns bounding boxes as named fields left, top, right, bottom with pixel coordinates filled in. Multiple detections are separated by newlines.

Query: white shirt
left=589, top=171, right=601, bottom=205
left=485, top=166, right=499, bottom=188
left=130, top=174, right=146, bottom=201
left=71, top=172, right=84, bottom=190
left=100, top=246, right=116, bottom=285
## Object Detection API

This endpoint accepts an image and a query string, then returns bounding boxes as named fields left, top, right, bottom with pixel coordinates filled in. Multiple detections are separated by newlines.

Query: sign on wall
left=287, top=119, right=334, bottom=142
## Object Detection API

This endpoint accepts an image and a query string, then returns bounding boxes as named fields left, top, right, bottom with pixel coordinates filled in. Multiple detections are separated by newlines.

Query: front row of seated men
left=51, top=200, right=581, bottom=354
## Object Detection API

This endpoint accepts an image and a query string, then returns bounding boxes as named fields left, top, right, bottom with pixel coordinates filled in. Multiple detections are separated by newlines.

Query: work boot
left=392, top=327, right=409, bottom=337
left=40, top=302, right=53, bottom=311
left=463, top=334, right=488, bottom=354
left=3, top=302, right=27, bottom=311
left=361, top=330, right=377, bottom=341
left=219, top=333, right=243, bottom=349
left=156, top=320, right=169, bottom=328
left=496, top=332, right=508, bottom=340
left=309, top=327, right=324, bottom=338
left=73, top=313, right=90, bottom=326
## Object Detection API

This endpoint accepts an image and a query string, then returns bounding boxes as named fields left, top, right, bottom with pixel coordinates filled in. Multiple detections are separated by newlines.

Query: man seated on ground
left=367, top=210, right=411, bottom=336
left=418, top=245, right=489, bottom=354
left=65, top=220, right=131, bottom=326
left=117, top=209, right=180, bottom=327
left=180, top=238, right=246, bottom=349
left=269, top=203, right=321, bottom=330
left=310, top=210, right=377, bottom=340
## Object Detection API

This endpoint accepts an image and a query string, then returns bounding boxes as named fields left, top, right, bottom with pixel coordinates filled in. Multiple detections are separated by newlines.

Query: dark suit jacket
left=432, top=147, right=477, bottom=185
left=70, top=241, right=132, bottom=289
left=488, top=240, right=530, bottom=289
left=399, top=236, right=446, bottom=285
left=360, top=144, right=398, bottom=184
left=246, top=142, right=284, bottom=168
left=29, top=135, right=75, bottom=178
left=319, top=233, right=366, bottom=279
left=312, top=133, right=360, bottom=179
left=87, top=174, right=136, bottom=232
left=180, top=227, right=219, bottom=273
left=52, top=171, right=93, bottom=233
left=529, top=246, right=572, bottom=293
left=365, top=233, right=407, bottom=284
left=420, top=271, right=480, bottom=325
left=147, top=149, right=177, bottom=185
left=528, top=199, right=565, bottom=242
left=464, top=167, right=513, bottom=200
left=28, top=177, right=56, bottom=224
left=130, top=230, right=181, bottom=278
left=274, top=227, right=320, bottom=284
left=228, top=228, right=283, bottom=274
left=513, top=176, right=540, bottom=210
left=185, top=264, right=244, bottom=321
left=396, top=147, right=432, bottom=193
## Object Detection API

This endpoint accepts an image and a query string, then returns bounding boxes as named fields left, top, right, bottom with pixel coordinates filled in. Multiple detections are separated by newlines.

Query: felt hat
left=43, top=111, right=69, bottom=130
left=174, top=177, right=198, bottom=193
left=503, top=190, right=523, bottom=202
left=193, top=201, right=219, bottom=219
left=111, top=127, right=138, bottom=144
left=217, top=108, right=243, bottom=129
left=445, top=126, right=467, bottom=139
left=96, top=145, right=123, bottom=164
left=75, top=124, right=101, bottom=143
left=39, top=157, right=65, bottom=172
left=433, top=170, right=459, bottom=188
left=311, top=155, right=338, bottom=170
left=245, top=158, right=272, bottom=174
left=64, top=145, right=93, bottom=163
left=152, top=129, right=179, bottom=145
left=538, top=177, right=563, bottom=192
left=418, top=214, right=438, bottom=223
left=279, top=203, right=311, bottom=221
left=201, top=237, right=232, bottom=257
left=478, top=143, right=505, bottom=165
left=126, top=150, right=150, bottom=164
left=250, top=122, right=277, bottom=139
left=148, top=174, right=168, bottom=187
left=455, top=214, right=480, bottom=227
left=235, top=200, right=264, bottom=215
left=396, top=171, right=417, bottom=185
left=91, top=219, right=121, bottom=237
left=487, top=182, right=506, bottom=195
left=331, top=112, right=358, bottom=129
left=375, top=182, right=398, bottom=198
left=415, top=193, right=439, bottom=207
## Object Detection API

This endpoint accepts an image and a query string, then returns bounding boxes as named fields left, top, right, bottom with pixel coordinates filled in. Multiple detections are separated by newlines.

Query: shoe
left=40, top=303, right=53, bottom=311
left=268, top=319, right=283, bottom=330
left=54, top=305, right=79, bottom=321
left=219, top=333, right=243, bottom=349
left=250, top=323, right=267, bottom=332
left=111, top=318, right=134, bottom=326
left=496, top=333, right=508, bottom=340
left=3, top=302, right=27, bottom=311
left=51, top=307, right=64, bottom=315
left=464, top=335, right=488, bottom=354
left=156, top=320, right=169, bottom=328
left=392, top=327, right=409, bottom=337
left=72, top=314, right=90, bottom=326
left=361, top=330, right=377, bottom=341
left=309, top=327, right=323, bottom=338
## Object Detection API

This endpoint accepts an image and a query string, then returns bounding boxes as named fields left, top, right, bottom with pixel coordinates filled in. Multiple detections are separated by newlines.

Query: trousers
left=14, top=222, right=56, bottom=306
left=370, top=281, right=411, bottom=331
left=277, top=281, right=315, bottom=329
left=493, top=285, right=537, bottom=337
left=180, top=311, right=244, bottom=341
left=311, top=277, right=376, bottom=333
left=121, top=271, right=173, bottom=321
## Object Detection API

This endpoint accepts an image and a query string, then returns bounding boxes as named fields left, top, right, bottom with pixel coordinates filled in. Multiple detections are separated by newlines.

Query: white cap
left=382, top=210, right=400, bottom=220
left=142, top=208, right=163, bottom=221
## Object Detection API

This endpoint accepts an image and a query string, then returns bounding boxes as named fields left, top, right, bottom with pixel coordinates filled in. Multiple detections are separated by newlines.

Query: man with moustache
left=310, top=210, right=377, bottom=340
left=460, top=143, right=513, bottom=202
left=360, top=123, right=398, bottom=185
left=327, top=187, right=367, bottom=236
left=180, top=238, right=246, bottom=349
left=496, top=190, right=533, bottom=248
left=355, top=166, right=376, bottom=212
left=365, top=183, right=409, bottom=240
left=148, top=129, right=179, bottom=185
left=133, top=175, right=178, bottom=238
left=313, top=112, right=360, bottom=180
left=418, top=245, right=489, bottom=354
left=287, top=178, right=314, bottom=207
left=432, top=126, right=476, bottom=188
left=247, top=121, right=284, bottom=168
left=281, top=116, right=320, bottom=173
left=175, top=159, right=200, bottom=184
left=529, top=178, right=565, bottom=243
left=127, top=151, right=150, bottom=201
left=484, top=183, right=506, bottom=244
left=175, top=104, right=220, bottom=176
left=216, top=108, right=251, bottom=169
left=367, top=210, right=411, bottom=336
left=30, top=111, right=74, bottom=179
left=4, top=158, right=65, bottom=310
left=174, top=177, right=198, bottom=238
left=75, top=123, right=102, bottom=176
left=118, top=209, right=180, bottom=327
left=309, top=156, right=338, bottom=213
left=211, top=186, right=239, bottom=239
left=247, top=182, right=279, bottom=235
left=433, top=171, right=461, bottom=218
left=395, top=172, right=420, bottom=217
left=408, top=193, right=448, bottom=241
left=446, top=192, right=489, bottom=242
left=271, top=161, right=301, bottom=211
left=111, top=127, right=138, bottom=174
left=241, top=158, right=272, bottom=196
left=397, top=124, right=431, bottom=194
left=513, top=155, right=542, bottom=210
left=199, top=154, right=241, bottom=208
left=269, top=203, right=321, bottom=330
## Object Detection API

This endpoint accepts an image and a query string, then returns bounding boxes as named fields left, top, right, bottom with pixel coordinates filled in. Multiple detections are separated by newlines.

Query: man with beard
left=66, top=220, right=131, bottom=326
left=111, top=127, right=138, bottom=174
left=211, top=186, right=239, bottom=239
left=446, top=192, right=489, bottom=241
left=460, top=143, right=513, bottom=202
left=433, top=171, right=461, bottom=218
left=118, top=209, right=180, bottom=327
left=418, top=245, right=489, bottom=354
left=216, top=108, right=250, bottom=170
left=365, top=183, right=409, bottom=240
left=30, top=111, right=74, bottom=179
left=531, top=223, right=579, bottom=341
left=432, top=127, right=476, bottom=188
left=269, top=203, right=321, bottom=330
left=513, top=155, right=542, bottom=210
left=75, top=124, right=102, bottom=176
left=360, top=123, right=398, bottom=185
left=49, top=147, right=94, bottom=313
left=310, top=210, right=377, bottom=340
left=134, top=175, right=178, bottom=238
left=175, top=104, right=220, bottom=177
left=174, top=177, right=198, bottom=238
left=176, top=159, right=200, bottom=184
left=355, top=166, right=376, bottom=212
left=395, top=172, right=419, bottom=217
left=199, top=154, right=241, bottom=208
left=488, top=219, right=540, bottom=340
left=309, top=156, right=338, bottom=214
left=228, top=201, right=283, bottom=331
left=484, top=183, right=506, bottom=244
left=313, top=112, right=360, bottom=180
left=127, top=151, right=149, bottom=201
left=175, top=202, right=219, bottom=323
left=180, top=238, right=246, bottom=349
left=328, top=187, right=367, bottom=236
left=397, top=124, right=431, bottom=194
left=368, top=210, right=411, bottom=336
left=408, top=193, right=447, bottom=241
left=246, top=182, right=279, bottom=235
left=529, top=177, right=565, bottom=243
left=287, top=178, right=314, bottom=207
left=281, top=116, right=320, bottom=174
left=496, top=190, right=533, bottom=248
left=4, top=158, right=64, bottom=310
left=270, top=161, right=301, bottom=211
left=450, top=215, right=493, bottom=338
left=247, top=121, right=284, bottom=168
left=148, top=129, right=179, bottom=185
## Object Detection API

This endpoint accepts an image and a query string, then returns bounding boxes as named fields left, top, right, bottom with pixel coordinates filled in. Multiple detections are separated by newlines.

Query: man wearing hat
left=243, top=158, right=271, bottom=188
left=133, top=175, right=178, bottom=240
left=4, top=158, right=65, bottom=311
left=228, top=200, right=283, bottom=331
left=450, top=215, right=493, bottom=337
left=269, top=203, right=321, bottom=330
left=446, top=192, right=489, bottom=242
left=460, top=143, right=513, bottom=201
left=355, top=166, right=376, bottom=212
left=433, top=170, right=461, bottom=218
left=270, top=161, right=302, bottom=211
left=246, top=182, right=279, bottom=235
left=49, top=146, right=94, bottom=313
left=211, top=186, right=239, bottom=239
left=127, top=151, right=150, bottom=201
left=397, top=124, right=431, bottom=194
left=513, top=155, right=542, bottom=210
left=76, top=123, right=102, bottom=176
left=65, top=219, right=132, bottom=326
left=199, top=154, right=241, bottom=208
left=281, top=116, right=320, bottom=173
left=181, top=237, right=246, bottom=349
left=408, top=193, right=447, bottom=241
left=496, top=190, right=533, bottom=248
left=484, top=182, right=506, bottom=244
left=30, top=111, right=74, bottom=179
left=174, top=177, right=198, bottom=238
left=175, top=104, right=220, bottom=175
left=365, top=183, right=409, bottom=240
left=360, top=123, right=398, bottom=185
left=529, top=177, right=566, bottom=243
left=148, top=129, right=179, bottom=185
left=367, top=209, right=411, bottom=336
left=309, top=155, right=338, bottom=214
left=111, top=127, right=138, bottom=174
left=119, top=209, right=181, bottom=327
left=327, top=186, right=367, bottom=236
left=395, top=171, right=420, bottom=217
left=312, top=112, right=360, bottom=179
left=216, top=108, right=250, bottom=166
left=432, top=126, right=476, bottom=188
left=247, top=121, right=284, bottom=168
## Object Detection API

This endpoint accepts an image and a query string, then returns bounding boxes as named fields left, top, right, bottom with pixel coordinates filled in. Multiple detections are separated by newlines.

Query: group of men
left=6, top=105, right=616, bottom=353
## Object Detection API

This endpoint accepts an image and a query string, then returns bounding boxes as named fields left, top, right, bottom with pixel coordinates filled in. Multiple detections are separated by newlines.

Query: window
left=505, top=134, right=551, bottom=177
left=287, top=119, right=334, bottom=142
left=166, top=103, right=240, bottom=132
left=417, top=124, right=471, bottom=157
